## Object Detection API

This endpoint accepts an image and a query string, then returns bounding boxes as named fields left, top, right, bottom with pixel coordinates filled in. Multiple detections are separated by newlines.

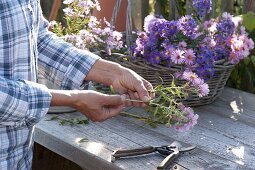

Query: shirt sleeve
left=0, top=77, right=52, bottom=127
left=37, top=6, right=100, bottom=90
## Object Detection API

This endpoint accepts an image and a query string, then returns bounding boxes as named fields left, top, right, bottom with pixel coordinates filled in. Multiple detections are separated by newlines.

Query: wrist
left=50, top=90, right=79, bottom=108
left=85, top=58, right=123, bottom=86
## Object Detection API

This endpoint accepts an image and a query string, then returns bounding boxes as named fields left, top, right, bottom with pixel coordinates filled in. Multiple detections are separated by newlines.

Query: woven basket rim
left=97, top=51, right=234, bottom=107
left=102, top=52, right=236, bottom=70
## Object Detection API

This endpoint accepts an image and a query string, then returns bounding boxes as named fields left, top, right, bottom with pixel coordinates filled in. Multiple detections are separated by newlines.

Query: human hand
left=72, top=90, right=126, bottom=122
left=111, top=67, right=154, bottom=107
left=85, top=59, right=154, bottom=107
left=50, top=90, right=126, bottom=122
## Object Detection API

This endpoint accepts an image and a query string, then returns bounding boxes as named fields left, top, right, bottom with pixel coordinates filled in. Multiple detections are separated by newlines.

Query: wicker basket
left=98, top=52, right=234, bottom=107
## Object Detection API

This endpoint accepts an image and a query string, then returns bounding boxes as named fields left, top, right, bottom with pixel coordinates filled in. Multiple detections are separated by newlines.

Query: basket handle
left=111, top=0, right=133, bottom=56
left=49, top=0, right=62, bottom=21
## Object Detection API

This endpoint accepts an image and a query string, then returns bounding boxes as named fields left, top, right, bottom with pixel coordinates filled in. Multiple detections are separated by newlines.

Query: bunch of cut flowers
left=130, top=0, right=254, bottom=132
left=50, top=0, right=123, bottom=55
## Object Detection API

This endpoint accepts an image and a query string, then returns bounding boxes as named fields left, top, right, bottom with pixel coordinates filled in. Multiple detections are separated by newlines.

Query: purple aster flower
left=194, top=46, right=216, bottom=80
left=63, top=7, right=75, bottom=17
left=174, top=107, right=199, bottom=132
left=184, top=49, right=196, bottom=65
left=162, top=45, right=174, bottom=59
left=192, top=77, right=205, bottom=86
left=216, top=14, right=235, bottom=39
left=229, top=52, right=240, bottom=64
left=198, top=83, right=209, bottom=97
left=203, top=19, right=217, bottom=33
left=171, top=49, right=185, bottom=64
left=178, top=15, right=200, bottom=39
left=144, top=15, right=157, bottom=33
left=192, top=0, right=212, bottom=18
left=182, top=71, right=199, bottom=83
left=159, top=20, right=179, bottom=38
left=147, top=50, right=162, bottom=65
left=178, top=41, right=187, bottom=49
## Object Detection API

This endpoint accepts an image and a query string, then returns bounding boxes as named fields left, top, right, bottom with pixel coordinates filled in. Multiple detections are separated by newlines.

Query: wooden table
left=34, top=87, right=255, bottom=170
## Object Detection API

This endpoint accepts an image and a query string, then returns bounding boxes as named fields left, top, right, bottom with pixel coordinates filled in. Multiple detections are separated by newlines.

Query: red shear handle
left=112, top=146, right=155, bottom=158
left=157, top=150, right=180, bottom=170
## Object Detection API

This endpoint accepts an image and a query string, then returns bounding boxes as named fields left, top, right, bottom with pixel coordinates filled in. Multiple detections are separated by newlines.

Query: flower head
left=178, top=15, right=200, bottom=39
left=171, top=49, right=185, bottom=64
left=174, top=107, right=199, bottom=132
left=192, top=0, right=212, bottom=18
left=184, top=49, right=196, bottom=65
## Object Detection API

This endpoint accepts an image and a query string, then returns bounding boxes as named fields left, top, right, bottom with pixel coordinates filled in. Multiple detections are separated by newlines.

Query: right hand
left=70, top=90, right=126, bottom=122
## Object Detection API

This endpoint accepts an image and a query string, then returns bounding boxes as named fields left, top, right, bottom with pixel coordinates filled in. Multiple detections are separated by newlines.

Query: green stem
left=120, top=112, right=148, bottom=120
left=125, top=99, right=144, bottom=103
left=120, top=112, right=162, bottom=124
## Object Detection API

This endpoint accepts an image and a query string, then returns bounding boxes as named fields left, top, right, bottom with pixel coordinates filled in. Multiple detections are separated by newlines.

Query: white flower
left=63, top=0, right=75, bottom=4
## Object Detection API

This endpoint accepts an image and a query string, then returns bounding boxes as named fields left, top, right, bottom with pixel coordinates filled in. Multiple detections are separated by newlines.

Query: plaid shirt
left=0, top=0, right=100, bottom=169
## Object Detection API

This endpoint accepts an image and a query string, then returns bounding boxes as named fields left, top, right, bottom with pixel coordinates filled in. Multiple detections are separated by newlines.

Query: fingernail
left=143, top=96, right=151, bottom=102
left=121, top=94, right=126, bottom=102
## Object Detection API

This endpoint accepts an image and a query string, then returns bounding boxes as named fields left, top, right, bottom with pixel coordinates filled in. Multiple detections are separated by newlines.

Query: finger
left=128, top=91, right=141, bottom=107
left=99, top=104, right=125, bottom=122
left=143, top=79, right=155, bottom=98
left=124, top=93, right=133, bottom=107
left=113, top=88, right=128, bottom=95
left=134, top=92, right=148, bottom=107
left=102, top=94, right=126, bottom=105
left=134, top=80, right=151, bottom=103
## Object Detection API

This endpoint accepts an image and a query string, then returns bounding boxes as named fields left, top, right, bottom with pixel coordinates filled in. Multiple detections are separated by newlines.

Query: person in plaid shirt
left=0, top=0, right=153, bottom=169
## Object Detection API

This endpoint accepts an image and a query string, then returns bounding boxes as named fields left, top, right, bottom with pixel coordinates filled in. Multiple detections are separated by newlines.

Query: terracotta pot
left=93, top=0, right=127, bottom=31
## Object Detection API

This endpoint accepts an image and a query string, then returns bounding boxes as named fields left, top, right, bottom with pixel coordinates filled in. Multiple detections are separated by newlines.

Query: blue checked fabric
left=0, top=0, right=100, bottom=169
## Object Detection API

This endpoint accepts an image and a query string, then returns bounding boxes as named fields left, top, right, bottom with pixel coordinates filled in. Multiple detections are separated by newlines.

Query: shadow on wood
left=33, top=143, right=84, bottom=170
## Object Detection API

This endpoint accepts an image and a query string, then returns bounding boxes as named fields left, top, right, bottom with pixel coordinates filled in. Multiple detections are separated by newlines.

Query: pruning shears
left=111, top=141, right=196, bottom=170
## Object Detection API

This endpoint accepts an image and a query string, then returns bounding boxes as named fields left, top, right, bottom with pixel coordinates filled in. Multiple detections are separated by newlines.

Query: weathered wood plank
left=99, top=115, right=248, bottom=170
left=124, top=88, right=255, bottom=168
left=221, top=0, right=234, bottom=13
left=36, top=113, right=159, bottom=170
left=130, top=0, right=149, bottom=31
left=35, top=88, right=255, bottom=169
left=169, top=0, right=181, bottom=20
left=243, top=0, right=255, bottom=13
left=36, top=110, right=247, bottom=170
left=186, top=0, right=193, bottom=15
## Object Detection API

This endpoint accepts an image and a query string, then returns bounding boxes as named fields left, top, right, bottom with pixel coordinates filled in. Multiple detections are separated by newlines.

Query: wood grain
left=35, top=88, right=255, bottom=170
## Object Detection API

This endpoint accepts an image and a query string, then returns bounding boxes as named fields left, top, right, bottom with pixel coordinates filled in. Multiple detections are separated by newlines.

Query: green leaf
left=46, top=115, right=59, bottom=121
left=153, top=105, right=159, bottom=117
left=75, top=118, right=89, bottom=125
left=146, top=119, right=157, bottom=128
left=171, top=78, right=176, bottom=87
left=241, top=12, right=255, bottom=32
left=78, top=138, right=89, bottom=143
left=110, top=86, right=116, bottom=94
left=251, top=56, right=255, bottom=67
left=244, top=57, right=251, bottom=65
left=59, top=120, right=66, bottom=126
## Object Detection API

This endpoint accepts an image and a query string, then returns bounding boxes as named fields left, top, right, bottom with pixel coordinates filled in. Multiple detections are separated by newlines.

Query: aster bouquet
left=132, top=0, right=254, bottom=99
left=50, top=0, right=123, bottom=54
left=124, top=0, right=254, bottom=131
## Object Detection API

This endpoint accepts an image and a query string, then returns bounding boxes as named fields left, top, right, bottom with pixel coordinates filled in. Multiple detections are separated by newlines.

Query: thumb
left=102, top=94, right=126, bottom=106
